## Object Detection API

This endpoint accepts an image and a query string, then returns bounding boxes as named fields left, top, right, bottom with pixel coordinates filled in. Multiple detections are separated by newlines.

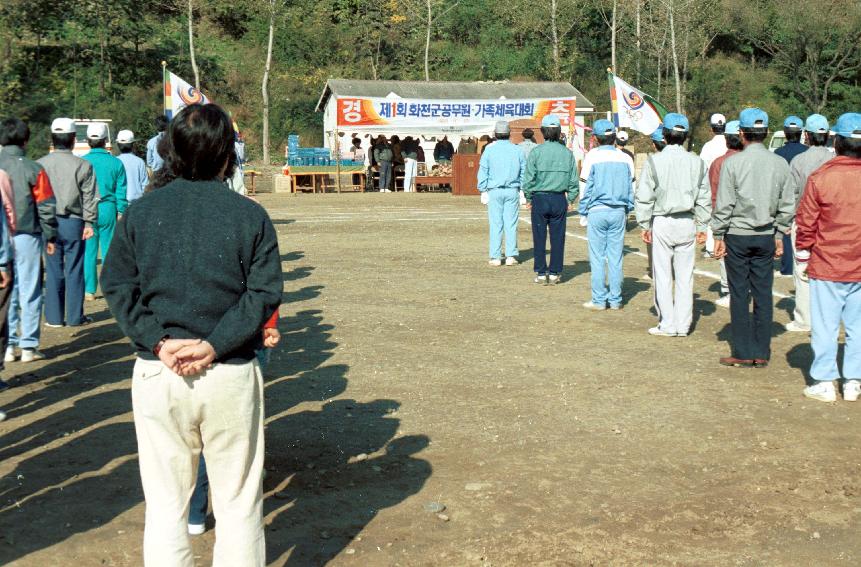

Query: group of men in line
left=477, top=108, right=861, bottom=403
left=0, top=115, right=160, bottom=421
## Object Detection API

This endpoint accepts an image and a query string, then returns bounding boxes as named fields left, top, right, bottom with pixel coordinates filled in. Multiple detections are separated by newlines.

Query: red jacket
left=708, top=149, right=739, bottom=208
left=795, top=156, right=861, bottom=282
left=264, top=309, right=278, bottom=329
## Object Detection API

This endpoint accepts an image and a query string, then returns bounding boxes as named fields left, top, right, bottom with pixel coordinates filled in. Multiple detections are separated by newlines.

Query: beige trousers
left=132, top=357, right=265, bottom=567
left=791, top=222, right=811, bottom=329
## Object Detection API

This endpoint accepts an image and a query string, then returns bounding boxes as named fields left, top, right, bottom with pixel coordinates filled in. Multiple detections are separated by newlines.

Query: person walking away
left=116, top=130, right=149, bottom=204
left=101, top=103, right=282, bottom=566
left=478, top=121, right=525, bottom=267
left=0, top=118, right=58, bottom=363
left=519, top=128, right=538, bottom=159
left=82, top=123, right=128, bottom=300
left=523, top=115, right=579, bottom=285
left=147, top=115, right=168, bottom=174
left=0, top=169, right=16, bottom=391
left=641, top=128, right=667, bottom=281
left=578, top=119, right=634, bottom=308
left=773, top=116, right=807, bottom=277
left=434, top=136, right=455, bottom=164
left=699, top=113, right=728, bottom=172
left=785, top=114, right=833, bottom=333
left=636, top=113, right=711, bottom=335
left=37, top=118, right=97, bottom=328
left=707, top=120, right=744, bottom=308
left=615, top=130, right=635, bottom=162
left=712, top=108, right=794, bottom=368
left=374, top=136, right=394, bottom=192
left=402, top=136, right=418, bottom=193
left=796, top=113, right=861, bottom=402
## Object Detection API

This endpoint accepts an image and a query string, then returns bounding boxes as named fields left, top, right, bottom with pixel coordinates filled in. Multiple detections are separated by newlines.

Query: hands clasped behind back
left=157, top=338, right=217, bottom=376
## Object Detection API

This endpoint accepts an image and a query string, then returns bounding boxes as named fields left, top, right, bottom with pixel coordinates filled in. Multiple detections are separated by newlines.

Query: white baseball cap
left=86, top=123, right=109, bottom=140
left=616, top=130, right=629, bottom=142
left=116, top=130, right=135, bottom=143
left=710, top=113, right=726, bottom=126
left=51, top=118, right=76, bottom=134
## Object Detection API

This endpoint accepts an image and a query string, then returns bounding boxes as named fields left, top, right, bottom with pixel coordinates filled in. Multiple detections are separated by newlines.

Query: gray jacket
left=790, top=146, right=833, bottom=207
left=37, top=150, right=97, bottom=226
left=711, top=143, right=794, bottom=238
left=635, top=145, right=711, bottom=231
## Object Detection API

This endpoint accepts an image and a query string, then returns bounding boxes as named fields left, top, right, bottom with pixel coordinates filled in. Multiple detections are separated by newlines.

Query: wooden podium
left=452, top=154, right=480, bottom=195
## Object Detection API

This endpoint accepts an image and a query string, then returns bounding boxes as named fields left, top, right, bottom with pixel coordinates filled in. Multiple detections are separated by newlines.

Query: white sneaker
left=582, top=301, right=606, bottom=311
left=715, top=295, right=730, bottom=308
left=20, top=349, right=47, bottom=363
left=505, top=257, right=519, bottom=266
left=803, top=381, right=837, bottom=403
left=843, top=380, right=861, bottom=402
left=4, top=347, right=16, bottom=363
left=648, top=326, right=677, bottom=337
left=0, top=410, right=6, bottom=422
left=188, top=523, right=206, bottom=536
left=785, top=321, right=810, bottom=333
left=534, top=274, right=548, bottom=284
left=548, top=274, right=561, bottom=285
left=641, top=273, right=652, bottom=281
left=488, top=258, right=502, bottom=267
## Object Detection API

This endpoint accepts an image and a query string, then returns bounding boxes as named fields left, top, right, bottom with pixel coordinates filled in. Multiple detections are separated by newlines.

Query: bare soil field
left=1, top=192, right=859, bottom=566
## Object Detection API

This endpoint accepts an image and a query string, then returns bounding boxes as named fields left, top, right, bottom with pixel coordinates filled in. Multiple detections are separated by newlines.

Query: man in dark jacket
left=0, top=118, right=58, bottom=363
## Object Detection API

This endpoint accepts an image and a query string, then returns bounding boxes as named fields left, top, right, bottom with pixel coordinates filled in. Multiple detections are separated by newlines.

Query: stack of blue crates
left=286, top=134, right=362, bottom=167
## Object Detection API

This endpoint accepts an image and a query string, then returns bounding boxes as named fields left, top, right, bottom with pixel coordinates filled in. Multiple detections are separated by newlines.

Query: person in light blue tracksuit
left=478, top=121, right=526, bottom=266
left=578, top=119, right=635, bottom=310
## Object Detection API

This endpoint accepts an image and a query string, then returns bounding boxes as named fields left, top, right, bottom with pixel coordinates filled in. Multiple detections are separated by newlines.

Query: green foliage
left=2, top=0, right=860, bottom=161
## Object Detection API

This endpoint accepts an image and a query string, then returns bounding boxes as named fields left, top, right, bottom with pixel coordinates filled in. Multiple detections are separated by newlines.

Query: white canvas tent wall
left=315, top=79, right=595, bottom=162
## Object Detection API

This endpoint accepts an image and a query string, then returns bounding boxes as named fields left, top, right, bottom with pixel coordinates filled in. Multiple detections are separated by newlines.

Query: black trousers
left=724, top=234, right=775, bottom=360
left=0, top=262, right=14, bottom=372
left=531, top=192, right=568, bottom=276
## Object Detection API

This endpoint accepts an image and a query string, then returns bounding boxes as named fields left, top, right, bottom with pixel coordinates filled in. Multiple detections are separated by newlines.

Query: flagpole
left=162, top=61, right=168, bottom=119
left=606, top=67, right=618, bottom=129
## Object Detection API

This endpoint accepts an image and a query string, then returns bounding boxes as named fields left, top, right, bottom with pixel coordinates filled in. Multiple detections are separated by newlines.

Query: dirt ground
left=1, top=192, right=859, bottom=566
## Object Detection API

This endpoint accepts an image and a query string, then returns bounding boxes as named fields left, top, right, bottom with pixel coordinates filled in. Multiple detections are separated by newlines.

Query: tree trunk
left=262, top=0, right=275, bottom=165
left=635, top=0, right=641, bottom=82
left=424, top=0, right=432, bottom=81
left=188, top=0, right=200, bottom=89
left=550, top=0, right=560, bottom=80
left=668, top=0, right=682, bottom=112
left=610, top=0, right=617, bottom=72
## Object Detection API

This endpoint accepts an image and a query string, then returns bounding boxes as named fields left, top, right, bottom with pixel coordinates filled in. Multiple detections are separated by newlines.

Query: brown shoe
left=753, top=359, right=769, bottom=368
left=720, top=357, right=754, bottom=367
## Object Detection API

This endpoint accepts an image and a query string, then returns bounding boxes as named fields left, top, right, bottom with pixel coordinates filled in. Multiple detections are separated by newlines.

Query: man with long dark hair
left=37, top=118, right=97, bottom=328
left=101, top=103, right=282, bottom=565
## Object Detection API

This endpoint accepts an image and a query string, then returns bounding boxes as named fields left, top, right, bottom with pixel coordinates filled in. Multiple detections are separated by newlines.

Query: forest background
left=1, top=0, right=860, bottom=161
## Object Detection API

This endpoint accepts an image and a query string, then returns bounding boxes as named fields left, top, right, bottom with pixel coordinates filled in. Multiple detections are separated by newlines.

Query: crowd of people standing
left=478, top=107, right=861, bottom=403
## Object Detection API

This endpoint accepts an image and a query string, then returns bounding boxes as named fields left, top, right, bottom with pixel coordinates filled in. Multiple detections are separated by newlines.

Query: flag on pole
left=607, top=70, right=669, bottom=135
left=163, top=68, right=210, bottom=120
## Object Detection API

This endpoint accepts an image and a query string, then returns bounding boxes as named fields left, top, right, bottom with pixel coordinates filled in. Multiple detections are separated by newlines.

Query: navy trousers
left=724, top=234, right=775, bottom=360
left=45, top=216, right=86, bottom=326
left=531, top=192, right=568, bottom=276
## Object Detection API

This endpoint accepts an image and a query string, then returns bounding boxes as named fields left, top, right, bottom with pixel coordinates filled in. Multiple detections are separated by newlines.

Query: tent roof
left=316, top=79, right=595, bottom=112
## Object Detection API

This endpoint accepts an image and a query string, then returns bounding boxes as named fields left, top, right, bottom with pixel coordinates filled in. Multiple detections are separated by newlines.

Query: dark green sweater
left=101, top=179, right=282, bottom=362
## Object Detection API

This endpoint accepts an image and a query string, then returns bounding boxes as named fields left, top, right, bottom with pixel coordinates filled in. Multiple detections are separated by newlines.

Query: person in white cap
left=699, top=113, right=728, bottom=172
left=116, top=130, right=149, bottom=204
left=37, top=118, right=98, bottom=328
left=478, top=120, right=525, bottom=266
left=615, top=130, right=634, bottom=162
left=82, top=122, right=127, bottom=300
left=0, top=117, right=57, bottom=363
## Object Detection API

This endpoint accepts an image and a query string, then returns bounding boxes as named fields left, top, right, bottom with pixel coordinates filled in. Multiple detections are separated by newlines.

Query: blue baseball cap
left=650, top=129, right=665, bottom=143
left=592, top=119, right=615, bottom=136
left=834, top=113, right=861, bottom=139
left=663, top=112, right=689, bottom=132
left=783, top=115, right=803, bottom=131
left=804, top=114, right=829, bottom=134
left=725, top=120, right=740, bottom=135
left=541, top=114, right=561, bottom=128
left=739, top=108, right=769, bottom=129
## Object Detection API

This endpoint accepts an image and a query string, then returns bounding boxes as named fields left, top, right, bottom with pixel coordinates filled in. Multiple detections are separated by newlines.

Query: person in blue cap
left=478, top=120, right=526, bottom=266
left=635, top=112, right=711, bottom=335
left=522, top=114, right=579, bottom=284
left=786, top=114, right=833, bottom=333
left=578, top=118, right=634, bottom=308
left=796, top=112, right=861, bottom=402
left=650, top=128, right=666, bottom=152
left=712, top=107, right=795, bottom=368
left=773, top=115, right=807, bottom=277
